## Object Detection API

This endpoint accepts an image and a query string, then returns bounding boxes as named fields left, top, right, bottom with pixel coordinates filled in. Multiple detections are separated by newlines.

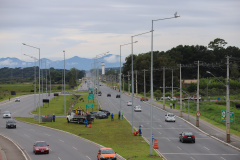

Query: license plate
left=41, top=150, right=44, bottom=152
left=188, top=137, right=191, bottom=138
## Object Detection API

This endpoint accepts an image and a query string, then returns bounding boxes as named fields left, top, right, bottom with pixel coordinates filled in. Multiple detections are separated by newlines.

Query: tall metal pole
left=22, top=43, right=41, bottom=124
left=34, top=59, right=36, bottom=110
left=136, top=70, right=138, bottom=97
left=144, top=69, right=146, bottom=99
left=120, top=45, right=122, bottom=120
left=196, top=61, right=200, bottom=127
left=41, top=60, right=43, bottom=106
left=226, top=56, right=230, bottom=143
left=163, top=67, right=165, bottom=110
left=207, top=77, right=208, bottom=101
left=150, top=20, right=154, bottom=155
left=131, top=36, right=134, bottom=133
left=180, top=64, right=182, bottom=117
left=150, top=13, right=179, bottom=155
left=172, top=69, right=173, bottom=98
left=49, top=65, right=51, bottom=95
left=128, top=72, right=130, bottom=95
left=45, top=61, right=47, bottom=96
left=64, top=51, right=66, bottom=115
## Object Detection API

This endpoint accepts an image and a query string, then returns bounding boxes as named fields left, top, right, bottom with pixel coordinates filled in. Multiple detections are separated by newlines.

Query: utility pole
left=226, top=55, right=230, bottom=143
left=207, top=77, right=208, bottom=101
left=180, top=64, right=182, bottom=117
left=123, top=74, right=124, bottom=93
left=196, top=60, right=200, bottom=127
left=163, top=67, right=165, bottom=110
left=128, top=72, right=130, bottom=95
left=135, top=70, right=138, bottom=97
left=172, top=69, right=174, bottom=98
left=143, top=69, right=147, bottom=99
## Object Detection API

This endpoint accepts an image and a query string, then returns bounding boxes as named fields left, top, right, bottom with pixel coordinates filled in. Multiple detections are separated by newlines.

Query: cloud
left=0, top=59, right=18, bottom=66
left=104, top=55, right=119, bottom=63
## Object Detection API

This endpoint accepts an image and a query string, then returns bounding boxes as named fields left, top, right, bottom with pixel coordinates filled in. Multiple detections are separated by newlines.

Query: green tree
left=231, top=62, right=239, bottom=80
left=208, top=38, right=227, bottom=50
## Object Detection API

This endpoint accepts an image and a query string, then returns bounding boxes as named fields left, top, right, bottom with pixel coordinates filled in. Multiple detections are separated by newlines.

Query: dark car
left=95, top=112, right=108, bottom=119
left=98, top=92, right=102, bottom=96
left=116, top=94, right=120, bottom=98
left=179, top=132, right=195, bottom=143
left=107, top=93, right=111, bottom=97
left=99, top=109, right=110, bottom=116
left=33, top=141, right=49, bottom=154
left=6, top=119, right=16, bottom=128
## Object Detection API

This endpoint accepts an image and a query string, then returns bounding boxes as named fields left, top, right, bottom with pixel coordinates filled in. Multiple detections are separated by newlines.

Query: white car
left=165, top=113, right=175, bottom=122
left=3, top=111, right=11, bottom=118
left=127, top=101, right=132, bottom=106
left=134, top=105, right=142, bottom=112
left=15, top=97, right=20, bottom=102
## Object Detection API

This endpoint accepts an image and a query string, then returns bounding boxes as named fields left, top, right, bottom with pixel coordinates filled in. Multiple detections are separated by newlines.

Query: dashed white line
left=166, top=138, right=171, bottom=142
left=86, top=156, right=91, bottom=160
left=58, top=157, right=62, bottom=160
left=203, top=146, right=210, bottom=150
left=159, top=125, right=162, bottom=127
left=24, top=134, right=29, bottom=137
left=177, top=146, right=182, bottom=150
left=73, top=146, right=78, bottom=150
left=59, top=139, right=64, bottom=142
left=220, top=157, right=226, bottom=160
left=190, top=157, right=195, bottom=160
left=158, top=131, right=162, bottom=134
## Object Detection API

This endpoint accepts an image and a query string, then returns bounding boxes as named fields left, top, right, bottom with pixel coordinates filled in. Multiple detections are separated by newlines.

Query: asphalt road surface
left=0, top=92, right=119, bottom=160
left=97, top=83, right=240, bottom=160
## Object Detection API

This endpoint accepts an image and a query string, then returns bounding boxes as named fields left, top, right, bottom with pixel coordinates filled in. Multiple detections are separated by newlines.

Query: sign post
left=221, top=110, right=234, bottom=122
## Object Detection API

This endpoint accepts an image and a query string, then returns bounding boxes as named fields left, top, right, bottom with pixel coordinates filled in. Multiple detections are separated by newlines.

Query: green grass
left=156, top=100, right=240, bottom=137
left=15, top=117, right=161, bottom=160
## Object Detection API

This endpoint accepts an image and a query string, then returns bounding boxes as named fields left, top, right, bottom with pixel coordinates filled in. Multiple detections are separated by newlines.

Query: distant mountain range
left=0, top=54, right=122, bottom=71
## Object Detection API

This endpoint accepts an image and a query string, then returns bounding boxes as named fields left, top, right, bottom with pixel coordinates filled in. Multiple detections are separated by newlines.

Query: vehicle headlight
left=101, top=156, right=105, bottom=158
left=36, top=148, right=39, bottom=150
left=46, top=148, right=49, bottom=150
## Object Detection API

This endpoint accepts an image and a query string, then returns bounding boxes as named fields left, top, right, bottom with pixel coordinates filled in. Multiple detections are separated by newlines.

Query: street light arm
left=22, top=43, right=40, bottom=50
left=153, top=12, right=180, bottom=22
left=206, top=71, right=226, bottom=87
left=120, top=41, right=138, bottom=47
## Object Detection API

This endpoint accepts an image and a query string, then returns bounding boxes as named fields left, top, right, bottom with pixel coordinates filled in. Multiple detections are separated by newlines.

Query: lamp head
left=174, top=12, right=180, bottom=18
left=206, top=71, right=211, bottom=74
left=22, top=43, right=26, bottom=45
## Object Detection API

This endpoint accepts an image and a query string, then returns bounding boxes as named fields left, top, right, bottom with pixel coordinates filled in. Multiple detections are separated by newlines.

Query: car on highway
left=140, top=97, right=148, bottom=101
left=6, top=119, right=16, bottom=128
left=134, top=105, right=142, bottom=112
left=98, top=92, right=102, bottom=96
left=116, top=94, right=120, bottom=98
left=179, top=132, right=195, bottom=143
left=107, top=93, right=111, bottom=97
left=165, top=113, right=176, bottom=122
left=99, top=109, right=110, bottom=116
left=15, top=97, right=20, bottom=102
left=33, top=141, right=49, bottom=154
left=127, top=101, right=132, bottom=106
left=3, top=111, right=11, bottom=118
left=97, top=148, right=116, bottom=160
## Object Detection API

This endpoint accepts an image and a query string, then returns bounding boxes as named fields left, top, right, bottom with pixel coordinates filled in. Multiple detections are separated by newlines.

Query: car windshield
left=184, top=132, right=193, bottom=136
left=36, top=142, right=47, bottom=147
left=168, top=114, right=174, bottom=117
left=4, top=111, right=10, bottom=114
left=7, top=120, right=15, bottom=123
left=102, top=149, right=114, bottom=154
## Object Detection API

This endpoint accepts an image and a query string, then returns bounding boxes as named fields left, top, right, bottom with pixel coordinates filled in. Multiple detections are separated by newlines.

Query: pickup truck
left=67, top=109, right=94, bottom=124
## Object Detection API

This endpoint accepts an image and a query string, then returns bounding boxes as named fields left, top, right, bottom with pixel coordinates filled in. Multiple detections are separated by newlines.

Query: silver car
left=165, top=113, right=176, bottom=122
left=3, top=111, right=11, bottom=118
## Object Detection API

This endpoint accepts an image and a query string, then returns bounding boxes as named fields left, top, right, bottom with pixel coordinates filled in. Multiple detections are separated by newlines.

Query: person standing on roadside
left=118, top=111, right=120, bottom=120
left=111, top=113, right=114, bottom=121
left=84, top=119, right=88, bottom=127
left=9, top=96, right=10, bottom=101
left=52, top=114, right=55, bottom=122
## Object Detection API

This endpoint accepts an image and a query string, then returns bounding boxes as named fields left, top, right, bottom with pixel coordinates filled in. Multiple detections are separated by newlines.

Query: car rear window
left=184, top=132, right=193, bottom=136
left=102, top=149, right=114, bottom=154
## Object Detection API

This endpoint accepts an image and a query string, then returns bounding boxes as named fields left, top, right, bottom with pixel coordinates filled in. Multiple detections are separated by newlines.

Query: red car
left=33, top=141, right=49, bottom=154
left=140, top=97, right=148, bottom=101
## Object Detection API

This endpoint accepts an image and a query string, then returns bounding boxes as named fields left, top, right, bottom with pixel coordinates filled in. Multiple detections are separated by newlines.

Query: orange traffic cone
left=153, top=139, right=159, bottom=149
left=88, top=124, right=91, bottom=128
left=86, top=110, right=89, bottom=114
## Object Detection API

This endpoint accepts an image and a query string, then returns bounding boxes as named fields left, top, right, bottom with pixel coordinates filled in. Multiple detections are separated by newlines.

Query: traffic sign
left=221, top=110, right=234, bottom=122
left=86, top=104, right=93, bottom=109
left=88, top=94, right=94, bottom=99
left=196, top=111, right=201, bottom=117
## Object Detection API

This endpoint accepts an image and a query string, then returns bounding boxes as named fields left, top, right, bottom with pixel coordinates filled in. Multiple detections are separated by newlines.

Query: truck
left=67, top=109, right=94, bottom=124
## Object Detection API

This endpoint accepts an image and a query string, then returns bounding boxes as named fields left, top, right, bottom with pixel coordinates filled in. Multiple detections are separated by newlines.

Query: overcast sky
left=0, top=0, right=239, bottom=64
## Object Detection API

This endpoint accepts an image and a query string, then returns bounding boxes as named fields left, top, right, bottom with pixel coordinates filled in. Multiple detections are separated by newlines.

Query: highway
left=97, top=83, right=240, bottom=160
left=0, top=92, right=104, bottom=160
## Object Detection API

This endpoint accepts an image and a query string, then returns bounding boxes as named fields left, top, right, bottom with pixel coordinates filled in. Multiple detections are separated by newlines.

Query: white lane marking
left=86, top=156, right=91, bottom=160
left=158, top=131, right=162, bottom=134
left=203, top=146, right=210, bottom=150
left=58, top=157, right=62, bottom=160
left=49, top=148, right=52, bottom=151
left=166, top=138, right=171, bottom=142
left=73, top=146, right=78, bottom=150
left=220, top=157, right=226, bottom=160
left=59, top=139, right=64, bottom=142
left=177, top=146, right=182, bottom=150
left=190, top=157, right=196, bottom=160
left=159, top=125, right=162, bottom=127
left=44, top=133, right=51, bottom=136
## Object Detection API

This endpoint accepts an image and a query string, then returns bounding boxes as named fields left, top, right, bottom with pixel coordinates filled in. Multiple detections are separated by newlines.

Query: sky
left=0, top=0, right=240, bottom=65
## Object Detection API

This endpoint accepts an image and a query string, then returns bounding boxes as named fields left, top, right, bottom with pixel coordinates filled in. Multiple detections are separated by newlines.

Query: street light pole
left=196, top=61, right=200, bottom=127
left=63, top=50, right=66, bottom=115
left=120, top=41, right=137, bottom=120
left=150, top=13, right=180, bottom=155
left=22, top=43, right=41, bottom=124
